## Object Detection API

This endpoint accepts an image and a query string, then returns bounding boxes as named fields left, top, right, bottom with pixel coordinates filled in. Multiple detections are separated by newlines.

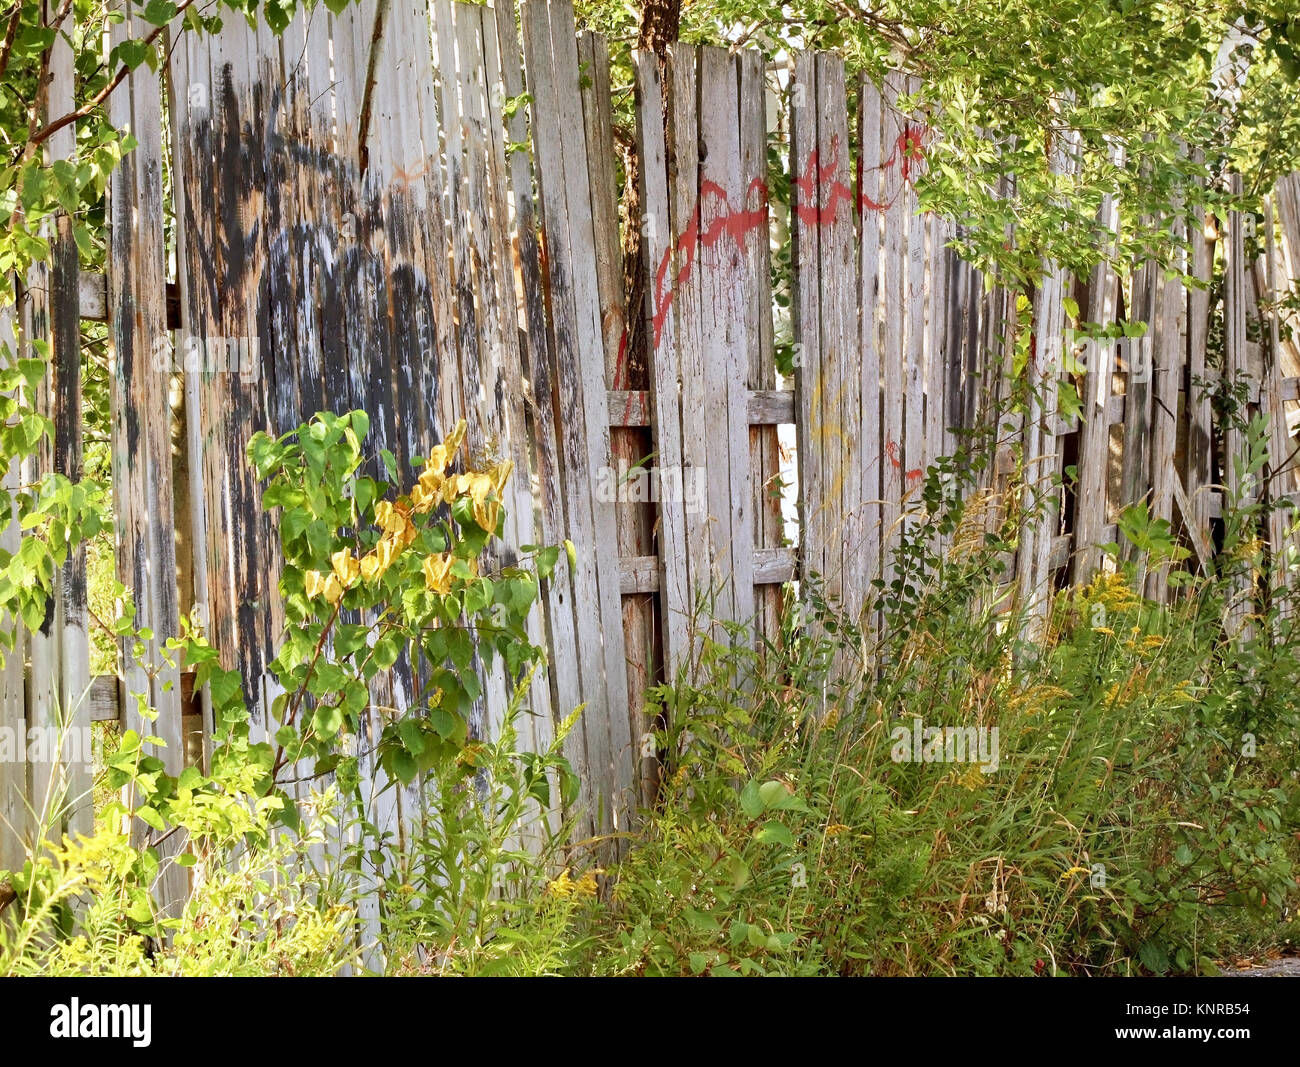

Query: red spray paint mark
left=887, top=439, right=922, bottom=485
left=617, top=120, right=930, bottom=363
left=791, top=123, right=931, bottom=227
left=646, top=175, right=770, bottom=352
left=794, top=135, right=857, bottom=227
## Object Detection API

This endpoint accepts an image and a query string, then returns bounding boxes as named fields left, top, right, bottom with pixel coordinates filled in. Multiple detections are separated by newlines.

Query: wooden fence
left=3, top=0, right=1300, bottom=881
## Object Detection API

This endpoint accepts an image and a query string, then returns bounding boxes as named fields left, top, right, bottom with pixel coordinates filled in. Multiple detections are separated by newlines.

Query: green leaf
left=391, top=749, right=418, bottom=785
left=754, top=820, right=795, bottom=848
left=136, top=806, right=166, bottom=832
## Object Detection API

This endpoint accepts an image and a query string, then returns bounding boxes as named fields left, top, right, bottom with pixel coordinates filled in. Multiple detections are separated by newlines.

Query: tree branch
left=26, top=0, right=199, bottom=153
left=0, top=2, right=23, bottom=88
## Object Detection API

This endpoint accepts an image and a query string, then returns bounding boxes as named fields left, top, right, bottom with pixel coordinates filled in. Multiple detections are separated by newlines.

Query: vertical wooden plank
left=1224, top=175, right=1250, bottom=508
left=695, top=47, right=733, bottom=621
left=202, top=12, right=275, bottom=732
left=879, top=72, right=906, bottom=614
left=925, top=210, right=949, bottom=560
left=925, top=213, right=948, bottom=474
left=516, top=0, right=592, bottom=841
left=813, top=54, right=852, bottom=628
left=942, top=246, right=965, bottom=462
left=20, top=10, right=57, bottom=844
left=633, top=50, right=690, bottom=686
left=791, top=53, right=823, bottom=599
left=492, top=0, right=578, bottom=777
left=580, top=30, right=655, bottom=805
left=108, top=2, right=185, bottom=909
left=451, top=2, right=512, bottom=771
left=628, top=50, right=679, bottom=803
left=1146, top=216, right=1185, bottom=603
left=739, top=51, right=783, bottom=649
left=27, top=0, right=91, bottom=840
left=667, top=44, right=709, bottom=632
left=1072, top=151, right=1123, bottom=585
left=1019, top=120, right=1077, bottom=635
left=0, top=298, right=27, bottom=870
left=49, top=0, right=89, bottom=838
left=903, top=76, right=925, bottom=543
left=522, top=0, right=631, bottom=842
left=482, top=1, right=557, bottom=772
left=1274, top=175, right=1300, bottom=574
left=1187, top=190, right=1215, bottom=543
left=1121, top=263, right=1156, bottom=528
left=1262, top=193, right=1293, bottom=613
left=547, top=0, right=632, bottom=835
left=857, top=74, right=884, bottom=635
left=1223, top=176, right=1253, bottom=636
left=983, top=177, right=1021, bottom=551
left=166, top=9, right=216, bottom=763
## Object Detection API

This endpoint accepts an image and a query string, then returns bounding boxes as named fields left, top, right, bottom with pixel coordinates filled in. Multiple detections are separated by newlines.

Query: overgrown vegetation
left=4, top=408, right=1298, bottom=975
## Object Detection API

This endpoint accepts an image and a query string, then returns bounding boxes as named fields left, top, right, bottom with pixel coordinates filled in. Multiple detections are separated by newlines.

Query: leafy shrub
left=584, top=494, right=1300, bottom=976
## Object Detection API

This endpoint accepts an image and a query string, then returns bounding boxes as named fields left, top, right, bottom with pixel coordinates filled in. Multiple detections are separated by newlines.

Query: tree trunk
left=621, top=0, right=680, bottom=385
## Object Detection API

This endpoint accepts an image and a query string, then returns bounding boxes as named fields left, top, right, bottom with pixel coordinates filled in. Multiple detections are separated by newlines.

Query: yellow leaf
left=304, top=570, right=327, bottom=599
left=444, top=418, right=467, bottom=455
left=423, top=552, right=455, bottom=594
left=474, top=498, right=500, bottom=533
left=492, top=460, right=514, bottom=494
left=426, top=444, right=451, bottom=478
left=375, top=536, right=397, bottom=572
left=331, top=550, right=360, bottom=586
left=322, top=574, right=344, bottom=605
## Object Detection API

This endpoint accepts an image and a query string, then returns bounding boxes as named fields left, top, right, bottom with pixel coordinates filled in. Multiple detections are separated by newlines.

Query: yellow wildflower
left=545, top=868, right=575, bottom=898
left=545, top=866, right=602, bottom=899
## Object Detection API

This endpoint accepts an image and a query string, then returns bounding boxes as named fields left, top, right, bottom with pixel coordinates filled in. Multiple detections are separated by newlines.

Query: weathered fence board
left=522, top=0, right=631, bottom=841
left=0, top=299, right=26, bottom=873
left=107, top=0, right=186, bottom=909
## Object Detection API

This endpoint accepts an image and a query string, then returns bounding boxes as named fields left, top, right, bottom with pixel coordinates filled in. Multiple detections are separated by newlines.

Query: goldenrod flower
left=545, top=868, right=575, bottom=898
left=545, top=867, right=601, bottom=899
